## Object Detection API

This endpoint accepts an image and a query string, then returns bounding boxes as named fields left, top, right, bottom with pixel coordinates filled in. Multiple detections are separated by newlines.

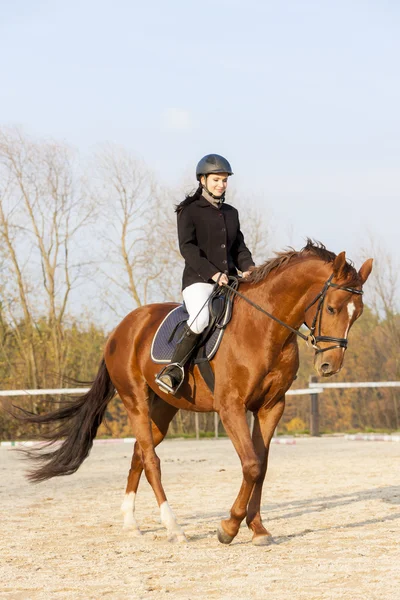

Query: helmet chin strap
left=202, top=176, right=226, bottom=202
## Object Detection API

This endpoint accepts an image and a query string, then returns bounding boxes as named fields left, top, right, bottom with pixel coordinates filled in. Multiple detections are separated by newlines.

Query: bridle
left=303, top=273, right=363, bottom=354
left=222, top=273, right=363, bottom=355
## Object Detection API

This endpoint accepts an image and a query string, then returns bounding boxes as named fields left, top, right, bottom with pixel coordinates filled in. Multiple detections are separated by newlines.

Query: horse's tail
left=17, top=358, right=116, bottom=483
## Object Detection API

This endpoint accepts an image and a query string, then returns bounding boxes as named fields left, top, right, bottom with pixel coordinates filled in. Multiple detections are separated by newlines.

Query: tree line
left=0, top=127, right=398, bottom=439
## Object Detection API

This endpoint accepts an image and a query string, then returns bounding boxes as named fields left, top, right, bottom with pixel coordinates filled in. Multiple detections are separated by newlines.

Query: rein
left=222, top=274, right=363, bottom=355
left=222, top=280, right=309, bottom=342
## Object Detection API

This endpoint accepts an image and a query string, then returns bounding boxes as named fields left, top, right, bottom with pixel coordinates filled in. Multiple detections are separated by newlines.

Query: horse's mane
left=247, top=239, right=361, bottom=285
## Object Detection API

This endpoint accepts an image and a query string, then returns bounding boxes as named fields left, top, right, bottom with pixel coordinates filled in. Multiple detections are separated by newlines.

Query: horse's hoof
left=129, top=528, right=143, bottom=537
left=217, top=524, right=234, bottom=545
left=168, top=532, right=187, bottom=543
left=252, top=534, right=273, bottom=546
left=123, top=522, right=142, bottom=536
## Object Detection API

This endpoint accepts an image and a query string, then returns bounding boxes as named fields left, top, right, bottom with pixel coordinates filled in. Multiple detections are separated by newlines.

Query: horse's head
left=307, top=252, right=373, bottom=377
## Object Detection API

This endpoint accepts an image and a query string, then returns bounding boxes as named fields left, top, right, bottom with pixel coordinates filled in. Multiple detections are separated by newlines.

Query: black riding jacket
left=177, top=195, right=255, bottom=290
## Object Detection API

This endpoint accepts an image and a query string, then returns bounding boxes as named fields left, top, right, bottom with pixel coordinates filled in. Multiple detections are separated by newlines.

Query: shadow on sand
left=181, top=485, right=400, bottom=544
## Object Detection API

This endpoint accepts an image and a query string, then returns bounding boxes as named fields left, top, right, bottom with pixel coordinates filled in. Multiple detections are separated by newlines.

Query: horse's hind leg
left=121, top=442, right=143, bottom=534
left=120, top=384, right=185, bottom=541
left=121, top=393, right=178, bottom=534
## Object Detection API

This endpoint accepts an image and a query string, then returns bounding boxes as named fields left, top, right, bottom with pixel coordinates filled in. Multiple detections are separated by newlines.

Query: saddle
left=151, top=283, right=237, bottom=392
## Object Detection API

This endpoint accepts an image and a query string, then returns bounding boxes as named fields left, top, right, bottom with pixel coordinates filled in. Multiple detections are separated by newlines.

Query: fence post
left=195, top=413, right=200, bottom=440
left=214, top=413, right=219, bottom=439
left=309, top=375, right=320, bottom=436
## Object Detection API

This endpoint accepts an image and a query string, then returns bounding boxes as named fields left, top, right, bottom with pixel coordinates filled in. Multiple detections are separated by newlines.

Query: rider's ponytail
left=175, top=184, right=203, bottom=213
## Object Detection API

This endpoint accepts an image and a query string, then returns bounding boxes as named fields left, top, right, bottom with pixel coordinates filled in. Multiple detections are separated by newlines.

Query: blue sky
left=1, top=0, right=398, bottom=264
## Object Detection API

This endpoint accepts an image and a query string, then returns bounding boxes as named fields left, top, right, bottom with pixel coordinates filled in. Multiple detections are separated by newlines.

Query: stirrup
left=155, top=363, right=185, bottom=395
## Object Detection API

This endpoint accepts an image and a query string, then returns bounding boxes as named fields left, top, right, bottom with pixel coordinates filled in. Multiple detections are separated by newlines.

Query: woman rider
left=156, top=154, right=255, bottom=395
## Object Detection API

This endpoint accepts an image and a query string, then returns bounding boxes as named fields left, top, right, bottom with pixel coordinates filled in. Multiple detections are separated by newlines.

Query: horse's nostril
left=320, top=363, right=331, bottom=373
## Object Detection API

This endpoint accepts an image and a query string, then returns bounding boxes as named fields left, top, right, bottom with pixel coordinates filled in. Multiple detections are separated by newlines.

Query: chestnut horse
left=22, top=241, right=372, bottom=546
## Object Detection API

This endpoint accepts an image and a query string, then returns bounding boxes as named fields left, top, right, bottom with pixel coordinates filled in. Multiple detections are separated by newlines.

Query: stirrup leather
left=155, top=363, right=185, bottom=395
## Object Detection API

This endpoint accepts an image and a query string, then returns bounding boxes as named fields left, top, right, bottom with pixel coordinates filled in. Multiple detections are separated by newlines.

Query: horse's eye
left=327, top=305, right=335, bottom=315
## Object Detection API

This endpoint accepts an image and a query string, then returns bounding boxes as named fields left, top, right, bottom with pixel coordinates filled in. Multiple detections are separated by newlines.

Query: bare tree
left=92, top=146, right=181, bottom=316
left=231, top=192, right=272, bottom=265
left=359, top=237, right=400, bottom=429
left=0, top=127, right=93, bottom=391
left=361, top=236, right=399, bottom=342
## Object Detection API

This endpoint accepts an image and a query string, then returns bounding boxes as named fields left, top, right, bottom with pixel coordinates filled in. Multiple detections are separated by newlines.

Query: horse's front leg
left=217, top=405, right=262, bottom=544
left=246, top=398, right=285, bottom=545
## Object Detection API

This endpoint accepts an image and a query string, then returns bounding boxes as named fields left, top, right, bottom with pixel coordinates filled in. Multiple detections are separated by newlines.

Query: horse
left=20, top=240, right=373, bottom=546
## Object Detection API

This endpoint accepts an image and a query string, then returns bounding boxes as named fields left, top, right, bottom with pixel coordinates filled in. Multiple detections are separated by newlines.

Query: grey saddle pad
left=151, top=305, right=225, bottom=364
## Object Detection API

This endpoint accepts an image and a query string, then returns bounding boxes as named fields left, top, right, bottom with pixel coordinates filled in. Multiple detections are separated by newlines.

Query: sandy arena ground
left=1, top=437, right=399, bottom=600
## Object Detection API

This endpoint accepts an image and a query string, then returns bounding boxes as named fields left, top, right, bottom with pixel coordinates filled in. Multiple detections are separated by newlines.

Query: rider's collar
left=201, top=187, right=223, bottom=208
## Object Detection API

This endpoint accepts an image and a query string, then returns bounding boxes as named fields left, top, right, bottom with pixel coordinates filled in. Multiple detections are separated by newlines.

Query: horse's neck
left=244, top=259, right=329, bottom=334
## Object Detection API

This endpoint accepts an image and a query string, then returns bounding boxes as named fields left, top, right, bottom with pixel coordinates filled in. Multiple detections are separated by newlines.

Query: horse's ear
left=332, top=251, right=347, bottom=279
left=358, top=258, right=373, bottom=284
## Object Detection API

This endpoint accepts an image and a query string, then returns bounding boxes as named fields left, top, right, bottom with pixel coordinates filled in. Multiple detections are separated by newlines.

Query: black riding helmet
left=196, top=154, right=233, bottom=180
left=196, top=154, right=233, bottom=201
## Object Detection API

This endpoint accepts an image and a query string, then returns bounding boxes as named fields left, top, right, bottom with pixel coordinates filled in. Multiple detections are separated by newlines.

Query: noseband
left=222, top=273, right=363, bottom=355
left=304, top=273, right=363, bottom=354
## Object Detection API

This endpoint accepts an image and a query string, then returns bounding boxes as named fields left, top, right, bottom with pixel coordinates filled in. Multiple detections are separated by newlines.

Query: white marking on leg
left=121, top=492, right=141, bottom=535
left=160, top=501, right=187, bottom=542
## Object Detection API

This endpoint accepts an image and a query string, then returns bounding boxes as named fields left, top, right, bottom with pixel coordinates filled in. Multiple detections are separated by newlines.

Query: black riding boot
left=155, top=325, right=200, bottom=394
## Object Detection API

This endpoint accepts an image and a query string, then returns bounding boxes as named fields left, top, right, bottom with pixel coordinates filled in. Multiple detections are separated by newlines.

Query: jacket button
left=221, top=244, right=225, bottom=248
left=222, top=228, right=226, bottom=232
left=222, top=260, right=227, bottom=264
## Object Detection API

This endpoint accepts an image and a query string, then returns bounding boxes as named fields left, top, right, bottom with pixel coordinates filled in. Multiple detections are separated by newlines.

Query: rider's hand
left=242, top=267, right=255, bottom=279
left=212, top=272, right=229, bottom=286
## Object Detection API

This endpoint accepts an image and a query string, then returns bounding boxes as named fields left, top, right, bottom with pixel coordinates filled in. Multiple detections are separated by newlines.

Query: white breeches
left=182, top=282, right=215, bottom=334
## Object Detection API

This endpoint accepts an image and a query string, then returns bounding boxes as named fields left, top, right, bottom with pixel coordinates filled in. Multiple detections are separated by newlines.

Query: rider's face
left=201, top=173, right=229, bottom=197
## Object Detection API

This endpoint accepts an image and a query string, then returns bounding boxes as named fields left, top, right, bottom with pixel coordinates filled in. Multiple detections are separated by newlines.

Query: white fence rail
left=0, top=388, right=91, bottom=397
left=0, top=387, right=324, bottom=397
left=1, top=382, right=399, bottom=439
left=310, top=381, right=400, bottom=389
